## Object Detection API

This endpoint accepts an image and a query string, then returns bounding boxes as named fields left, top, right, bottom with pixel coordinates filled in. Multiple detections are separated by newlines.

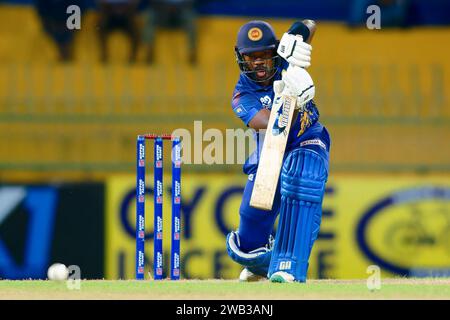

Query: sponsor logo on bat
left=272, top=97, right=293, bottom=136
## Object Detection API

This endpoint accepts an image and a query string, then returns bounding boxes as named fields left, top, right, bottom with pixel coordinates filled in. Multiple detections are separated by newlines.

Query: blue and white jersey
left=231, top=61, right=328, bottom=175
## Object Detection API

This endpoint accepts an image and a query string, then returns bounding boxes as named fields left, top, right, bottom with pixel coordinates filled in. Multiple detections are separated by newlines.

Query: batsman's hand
left=274, top=65, right=315, bottom=109
left=277, top=33, right=312, bottom=69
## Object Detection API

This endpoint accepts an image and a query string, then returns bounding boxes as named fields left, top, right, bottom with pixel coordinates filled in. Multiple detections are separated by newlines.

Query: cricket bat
left=250, top=20, right=316, bottom=211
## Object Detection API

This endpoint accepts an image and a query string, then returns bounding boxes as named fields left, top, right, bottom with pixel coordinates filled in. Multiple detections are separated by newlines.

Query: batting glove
left=277, top=33, right=312, bottom=69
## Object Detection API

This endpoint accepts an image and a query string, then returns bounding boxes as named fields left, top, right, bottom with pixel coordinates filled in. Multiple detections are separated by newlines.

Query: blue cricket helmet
left=236, top=20, right=278, bottom=54
left=235, top=20, right=281, bottom=82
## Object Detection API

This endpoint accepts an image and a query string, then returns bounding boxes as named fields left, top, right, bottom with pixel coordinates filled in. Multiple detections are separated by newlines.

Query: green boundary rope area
left=0, top=279, right=449, bottom=300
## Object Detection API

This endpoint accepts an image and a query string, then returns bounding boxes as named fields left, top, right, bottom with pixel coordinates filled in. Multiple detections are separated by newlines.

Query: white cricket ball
left=47, top=263, right=69, bottom=281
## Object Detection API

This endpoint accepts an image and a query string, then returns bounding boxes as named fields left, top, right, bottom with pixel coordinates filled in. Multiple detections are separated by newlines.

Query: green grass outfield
left=0, top=279, right=449, bottom=300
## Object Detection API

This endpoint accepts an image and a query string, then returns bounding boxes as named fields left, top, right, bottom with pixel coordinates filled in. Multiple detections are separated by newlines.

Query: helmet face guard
left=235, top=46, right=281, bottom=83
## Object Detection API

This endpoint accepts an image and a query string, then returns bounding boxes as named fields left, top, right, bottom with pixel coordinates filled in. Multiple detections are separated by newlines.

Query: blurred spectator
left=142, top=0, right=198, bottom=65
left=348, top=0, right=412, bottom=28
left=97, top=0, right=140, bottom=63
left=35, top=0, right=81, bottom=62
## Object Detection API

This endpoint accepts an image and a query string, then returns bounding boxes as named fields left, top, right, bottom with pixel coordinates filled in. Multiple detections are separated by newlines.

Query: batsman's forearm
left=248, top=108, right=271, bottom=130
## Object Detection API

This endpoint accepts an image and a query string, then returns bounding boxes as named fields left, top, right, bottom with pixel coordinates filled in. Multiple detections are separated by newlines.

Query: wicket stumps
left=136, top=134, right=181, bottom=280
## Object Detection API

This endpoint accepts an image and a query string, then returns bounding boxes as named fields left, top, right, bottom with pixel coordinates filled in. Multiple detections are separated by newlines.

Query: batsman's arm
left=247, top=20, right=316, bottom=131
left=248, top=109, right=271, bottom=130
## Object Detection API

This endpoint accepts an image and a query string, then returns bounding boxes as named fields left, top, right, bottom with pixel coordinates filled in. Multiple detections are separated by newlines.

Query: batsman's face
left=243, top=50, right=275, bottom=80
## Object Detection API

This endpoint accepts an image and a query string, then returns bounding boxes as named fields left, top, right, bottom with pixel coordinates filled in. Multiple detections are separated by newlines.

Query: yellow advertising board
left=106, top=174, right=450, bottom=280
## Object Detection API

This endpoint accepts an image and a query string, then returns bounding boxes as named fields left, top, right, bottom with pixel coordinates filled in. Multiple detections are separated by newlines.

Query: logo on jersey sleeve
left=233, top=104, right=247, bottom=115
left=260, top=96, right=272, bottom=109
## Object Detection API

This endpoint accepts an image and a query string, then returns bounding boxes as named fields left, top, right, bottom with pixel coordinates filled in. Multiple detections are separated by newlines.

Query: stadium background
left=0, top=0, right=449, bottom=280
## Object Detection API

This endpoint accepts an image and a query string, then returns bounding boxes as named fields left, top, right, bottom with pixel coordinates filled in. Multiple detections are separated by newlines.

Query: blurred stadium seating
left=0, top=2, right=449, bottom=182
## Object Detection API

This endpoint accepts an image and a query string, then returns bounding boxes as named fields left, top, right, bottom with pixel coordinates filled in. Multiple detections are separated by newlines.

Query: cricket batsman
left=226, top=20, right=331, bottom=282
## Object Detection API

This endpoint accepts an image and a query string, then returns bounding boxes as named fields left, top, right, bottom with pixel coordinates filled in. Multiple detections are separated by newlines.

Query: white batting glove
left=273, top=80, right=285, bottom=95
left=281, top=65, right=315, bottom=108
left=277, top=33, right=312, bottom=69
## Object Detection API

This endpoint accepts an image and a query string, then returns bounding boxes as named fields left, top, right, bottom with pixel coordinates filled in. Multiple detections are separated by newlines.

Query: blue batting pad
left=268, top=147, right=328, bottom=282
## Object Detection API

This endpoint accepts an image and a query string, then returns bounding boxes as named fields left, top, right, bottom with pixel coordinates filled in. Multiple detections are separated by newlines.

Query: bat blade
left=250, top=94, right=297, bottom=210
left=249, top=20, right=316, bottom=211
